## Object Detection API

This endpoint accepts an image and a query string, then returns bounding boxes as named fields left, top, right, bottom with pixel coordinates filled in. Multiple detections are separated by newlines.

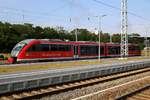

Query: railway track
left=126, top=87, right=150, bottom=100
left=72, top=72, right=150, bottom=100
left=0, top=67, right=149, bottom=100
left=116, top=83, right=150, bottom=100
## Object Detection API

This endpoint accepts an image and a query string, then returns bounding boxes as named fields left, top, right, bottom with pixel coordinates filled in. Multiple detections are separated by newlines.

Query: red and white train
left=8, top=39, right=141, bottom=63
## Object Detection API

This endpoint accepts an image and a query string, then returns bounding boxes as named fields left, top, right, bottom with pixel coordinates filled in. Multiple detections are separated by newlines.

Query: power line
left=0, top=4, right=71, bottom=23
left=92, top=0, right=150, bottom=22
left=0, top=4, right=68, bottom=17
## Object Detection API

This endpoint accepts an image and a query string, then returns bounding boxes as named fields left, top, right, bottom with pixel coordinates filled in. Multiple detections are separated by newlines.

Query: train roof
left=18, top=39, right=35, bottom=44
left=21, top=39, right=101, bottom=45
left=20, top=39, right=139, bottom=46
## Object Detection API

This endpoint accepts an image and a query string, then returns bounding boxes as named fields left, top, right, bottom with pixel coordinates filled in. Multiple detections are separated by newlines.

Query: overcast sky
left=0, top=0, right=150, bottom=36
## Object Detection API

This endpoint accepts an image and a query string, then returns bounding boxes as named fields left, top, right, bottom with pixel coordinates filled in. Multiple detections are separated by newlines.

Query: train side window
left=50, top=44, right=58, bottom=51
left=27, top=44, right=41, bottom=52
left=129, top=46, right=134, bottom=50
left=50, top=44, right=71, bottom=51
left=80, top=45, right=104, bottom=56
left=64, top=45, right=71, bottom=51
left=129, top=46, right=140, bottom=51
left=58, top=45, right=62, bottom=51
left=100, top=46, right=104, bottom=54
left=41, top=44, right=49, bottom=51
left=108, top=46, right=120, bottom=54
left=59, top=45, right=71, bottom=51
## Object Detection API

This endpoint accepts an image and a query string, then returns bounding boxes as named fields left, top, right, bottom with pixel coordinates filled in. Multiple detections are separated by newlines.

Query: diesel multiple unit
left=8, top=39, right=141, bottom=63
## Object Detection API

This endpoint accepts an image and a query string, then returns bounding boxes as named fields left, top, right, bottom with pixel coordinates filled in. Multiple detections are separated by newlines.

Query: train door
left=73, top=45, right=78, bottom=58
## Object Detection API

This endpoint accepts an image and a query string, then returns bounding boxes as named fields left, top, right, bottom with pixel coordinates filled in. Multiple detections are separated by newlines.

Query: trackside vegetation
left=0, top=21, right=146, bottom=53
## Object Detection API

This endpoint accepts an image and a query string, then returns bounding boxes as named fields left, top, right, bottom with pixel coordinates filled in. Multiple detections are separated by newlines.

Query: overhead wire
left=92, top=0, right=150, bottom=22
left=0, top=3, right=71, bottom=24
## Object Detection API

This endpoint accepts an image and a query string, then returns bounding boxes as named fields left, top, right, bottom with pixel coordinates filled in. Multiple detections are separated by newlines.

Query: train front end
left=8, top=39, right=32, bottom=63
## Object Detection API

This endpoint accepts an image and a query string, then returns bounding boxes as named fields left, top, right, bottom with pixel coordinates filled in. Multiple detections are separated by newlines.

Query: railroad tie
left=74, top=82, right=81, bottom=85
left=40, top=89, right=49, bottom=93
left=31, top=91, right=41, bottom=94
left=131, top=96, right=149, bottom=100
left=0, top=97, right=12, bottom=100
left=80, top=81, right=86, bottom=84
left=22, top=92, right=32, bottom=97
left=127, top=98, right=137, bottom=100
left=137, top=94, right=150, bottom=99
left=56, top=86, right=64, bottom=89
left=90, top=79, right=97, bottom=82
left=68, top=83, right=74, bottom=86
left=12, top=94, right=22, bottom=99
left=48, top=87, right=57, bottom=91
left=62, top=84, right=69, bottom=88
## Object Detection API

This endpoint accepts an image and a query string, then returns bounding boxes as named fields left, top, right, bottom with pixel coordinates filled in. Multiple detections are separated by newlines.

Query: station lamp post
left=97, top=15, right=107, bottom=61
left=69, top=18, right=78, bottom=42
left=110, top=34, right=112, bottom=43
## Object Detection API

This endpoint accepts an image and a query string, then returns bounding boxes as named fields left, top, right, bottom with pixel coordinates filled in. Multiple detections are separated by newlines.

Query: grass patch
left=0, top=56, right=148, bottom=74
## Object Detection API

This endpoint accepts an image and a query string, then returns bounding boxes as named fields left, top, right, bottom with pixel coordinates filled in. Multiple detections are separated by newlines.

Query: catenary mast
left=121, top=0, right=128, bottom=57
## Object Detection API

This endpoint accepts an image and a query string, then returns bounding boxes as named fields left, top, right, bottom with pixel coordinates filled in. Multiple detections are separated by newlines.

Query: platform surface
left=0, top=56, right=149, bottom=74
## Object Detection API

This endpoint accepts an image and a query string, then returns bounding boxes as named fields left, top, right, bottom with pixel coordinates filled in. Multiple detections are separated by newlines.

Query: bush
left=4, top=56, right=8, bottom=60
left=0, top=54, right=4, bottom=59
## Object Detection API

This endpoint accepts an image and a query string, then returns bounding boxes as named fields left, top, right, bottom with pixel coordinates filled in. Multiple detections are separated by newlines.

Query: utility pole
left=97, top=15, right=107, bottom=61
left=75, top=28, right=78, bottom=42
left=70, top=18, right=78, bottom=42
left=110, top=34, right=112, bottom=43
left=121, top=0, right=128, bottom=58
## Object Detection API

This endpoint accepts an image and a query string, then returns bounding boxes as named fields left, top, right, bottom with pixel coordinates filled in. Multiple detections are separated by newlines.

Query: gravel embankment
left=41, top=71, right=150, bottom=100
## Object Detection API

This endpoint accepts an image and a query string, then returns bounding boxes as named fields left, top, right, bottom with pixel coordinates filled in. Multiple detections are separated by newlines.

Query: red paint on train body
left=8, top=39, right=141, bottom=63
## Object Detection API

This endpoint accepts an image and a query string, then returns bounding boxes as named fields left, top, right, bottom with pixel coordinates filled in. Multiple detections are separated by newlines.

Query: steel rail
left=0, top=67, right=149, bottom=100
